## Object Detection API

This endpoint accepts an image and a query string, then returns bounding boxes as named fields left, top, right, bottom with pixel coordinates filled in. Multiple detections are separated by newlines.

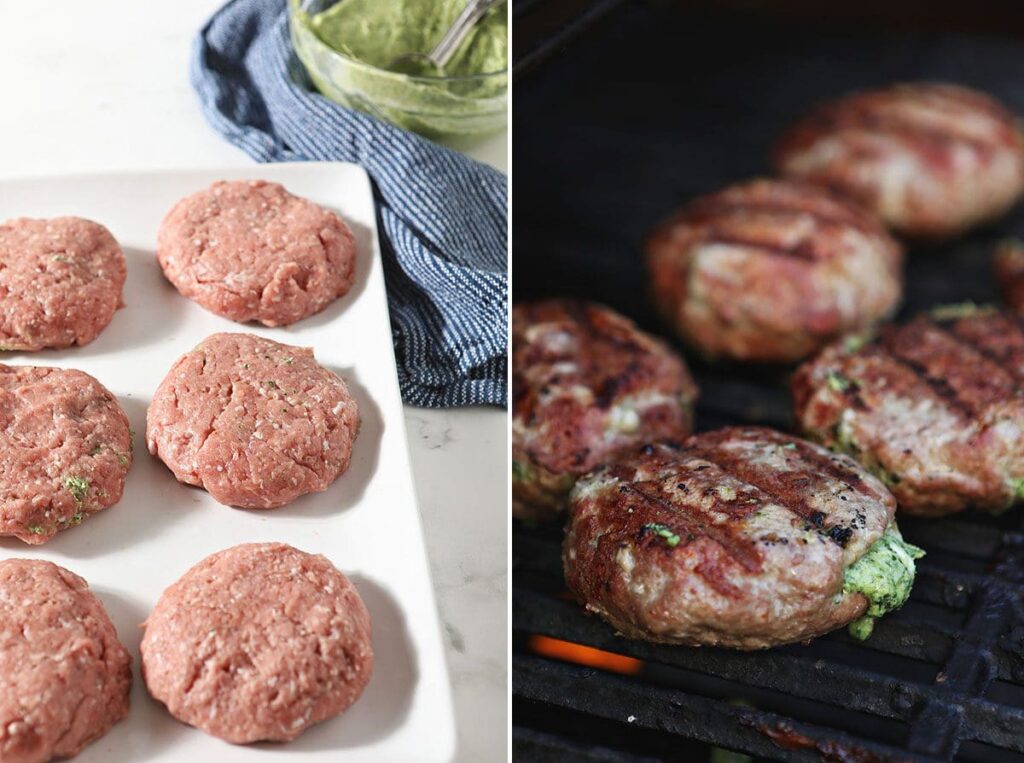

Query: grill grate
left=515, top=376, right=1024, bottom=760
left=512, top=3, right=1024, bottom=759
left=514, top=365, right=1024, bottom=761
left=514, top=484, right=1024, bottom=761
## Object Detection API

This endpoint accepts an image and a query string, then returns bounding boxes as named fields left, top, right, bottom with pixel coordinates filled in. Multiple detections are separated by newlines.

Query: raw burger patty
left=156, top=180, right=356, bottom=326
left=141, top=543, right=372, bottom=744
left=0, top=365, right=133, bottom=544
left=775, top=82, right=1024, bottom=237
left=0, top=217, right=126, bottom=350
left=564, top=427, right=906, bottom=649
left=0, top=559, right=132, bottom=763
left=793, top=305, right=1024, bottom=516
left=513, top=299, right=698, bottom=521
left=146, top=332, right=359, bottom=509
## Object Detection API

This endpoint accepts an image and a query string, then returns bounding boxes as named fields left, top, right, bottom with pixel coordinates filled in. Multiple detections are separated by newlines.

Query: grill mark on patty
left=807, top=99, right=1001, bottom=162
left=878, top=319, right=1020, bottom=417
left=566, top=300, right=646, bottom=358
left=679, top=197, right=877, bottom=236
left=865, top=343, right=975, bottom=418
left=513, top=302, right=696, bottom=479
left=786, top=438, right=869, bottom=493
left=941, top=313, right=1024, bottom=385
left=563, top=300, right=656, bottom=410
left=928, top=318, right=1024, bottom=397
left=622, top=481, right=763, bottom=573
left=686, top=438, right=867, bottom=548
left=697, top=231, right=823, bottom=261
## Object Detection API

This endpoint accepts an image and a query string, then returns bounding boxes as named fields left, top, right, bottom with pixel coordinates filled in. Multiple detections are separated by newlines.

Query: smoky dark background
left=513, top=0, right=1024, bottom=331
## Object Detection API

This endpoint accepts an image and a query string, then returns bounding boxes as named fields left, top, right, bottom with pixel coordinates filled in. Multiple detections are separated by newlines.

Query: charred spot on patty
left=827, top=525, right=854, bottom=547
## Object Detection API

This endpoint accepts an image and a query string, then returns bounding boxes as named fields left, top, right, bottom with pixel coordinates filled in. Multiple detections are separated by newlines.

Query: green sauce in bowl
left=290, top=0, right=508, bottom=140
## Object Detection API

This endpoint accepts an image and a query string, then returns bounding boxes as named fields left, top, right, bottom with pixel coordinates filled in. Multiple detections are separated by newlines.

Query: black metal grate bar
left=515, top=654, right=932, bottom=762
left=513, top=531, right=1024, bottom=759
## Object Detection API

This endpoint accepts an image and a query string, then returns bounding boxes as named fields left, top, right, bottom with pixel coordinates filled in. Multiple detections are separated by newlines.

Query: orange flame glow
left=529, top=635, right=644, bottom=675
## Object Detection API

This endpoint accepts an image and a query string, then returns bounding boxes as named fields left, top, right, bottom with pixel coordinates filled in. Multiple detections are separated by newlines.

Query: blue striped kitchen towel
left=191, top=0, right=507, bottom=408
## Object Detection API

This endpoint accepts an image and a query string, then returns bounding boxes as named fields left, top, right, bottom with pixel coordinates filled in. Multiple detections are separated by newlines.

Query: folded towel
left=191, top=0, right=508, bottom=408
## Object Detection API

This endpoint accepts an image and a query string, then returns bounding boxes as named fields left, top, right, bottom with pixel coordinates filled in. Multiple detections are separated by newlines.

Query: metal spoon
left=388, top=0, right=504, bottom=76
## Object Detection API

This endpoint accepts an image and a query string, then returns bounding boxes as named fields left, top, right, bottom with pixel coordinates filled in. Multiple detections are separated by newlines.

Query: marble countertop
left=0, top=2, right=507, bottom=760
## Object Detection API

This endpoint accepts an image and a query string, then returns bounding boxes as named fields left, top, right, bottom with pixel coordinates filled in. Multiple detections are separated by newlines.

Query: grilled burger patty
left=513, top=299, right=698, bottom=521
left=564, top=427, right=921, bottom=649
left=793, top=305, right=1024, bottom=516
left=645, top=178, right=902, bottom=362
left=775, top=82, right=1024, bottom=238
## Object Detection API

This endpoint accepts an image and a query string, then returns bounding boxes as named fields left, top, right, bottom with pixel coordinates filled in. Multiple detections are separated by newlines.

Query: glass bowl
left=289, top=0, right=508, bottom=141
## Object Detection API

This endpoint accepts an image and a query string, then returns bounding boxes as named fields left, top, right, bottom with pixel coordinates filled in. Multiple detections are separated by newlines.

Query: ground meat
left=0, top=559, right=131, bottom=763
left=157, top=180, right=356, bottom=327
left=792, top=305, right=1024, bottom=515
left=563, top=427, right=898, bottom=649
left=0, top=217, right=126, bottom=350
left=0, top=364, right=132, bottom=544
left=141, top=543, right=372, bottom=743
left=645, top=178, right=903, bottom=362
left=146, top=332, right=359, bottom=509
left=775, top=82, right=1024, bottom=237
left=513, top=299, right=697, bottom=521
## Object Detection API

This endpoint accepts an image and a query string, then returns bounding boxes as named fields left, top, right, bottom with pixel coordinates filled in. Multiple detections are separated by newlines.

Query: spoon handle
left=430, top=0, right=504, bottom=69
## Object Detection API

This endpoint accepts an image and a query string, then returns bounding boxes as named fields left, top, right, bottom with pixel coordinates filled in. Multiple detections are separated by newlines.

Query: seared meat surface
left=513, top=299, right=697, bottom=520
left=645, top=179, right=902, bottom=362
left=793, top=306, right=1024, bottom=515
left=564, top=427, right=914, bottom=649
left=775, top=83, right=1024, bottom=237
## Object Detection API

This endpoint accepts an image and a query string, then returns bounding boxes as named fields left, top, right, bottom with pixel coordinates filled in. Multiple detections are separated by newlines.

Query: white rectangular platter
left=0, top=163, right=456, bottom=762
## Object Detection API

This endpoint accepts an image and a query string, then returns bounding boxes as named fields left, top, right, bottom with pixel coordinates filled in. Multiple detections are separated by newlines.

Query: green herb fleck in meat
left=90, top=444, right=104, bottom=456
left=52, top=254, right=69, bottom=263
left=116, top=452, right=130, bottom=466
left=1010, top=477, right=1024, bottom=501
left=843, top=333, right=870, bottom=353
left=826, top=372, right=853, bottom=393
left=879, top=469, right=903, bottom=487
left=283, top=357, right=294, bottom=365
left=834, top=417, right=859, bottom=454
left=58, top=512, right=85, bottom=528
left=929, top=302, right=993, bottom=321
left=843, top=524, right=924, bottom=640
left=643, top=523, right=681, bottom=548
left=65, top=476, right=89, bottom=503
left=512, top=460, right=531, bottom=481
left=27, top=525, right=45, bottom=535
left=265, top=380, right=278, bottom=389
